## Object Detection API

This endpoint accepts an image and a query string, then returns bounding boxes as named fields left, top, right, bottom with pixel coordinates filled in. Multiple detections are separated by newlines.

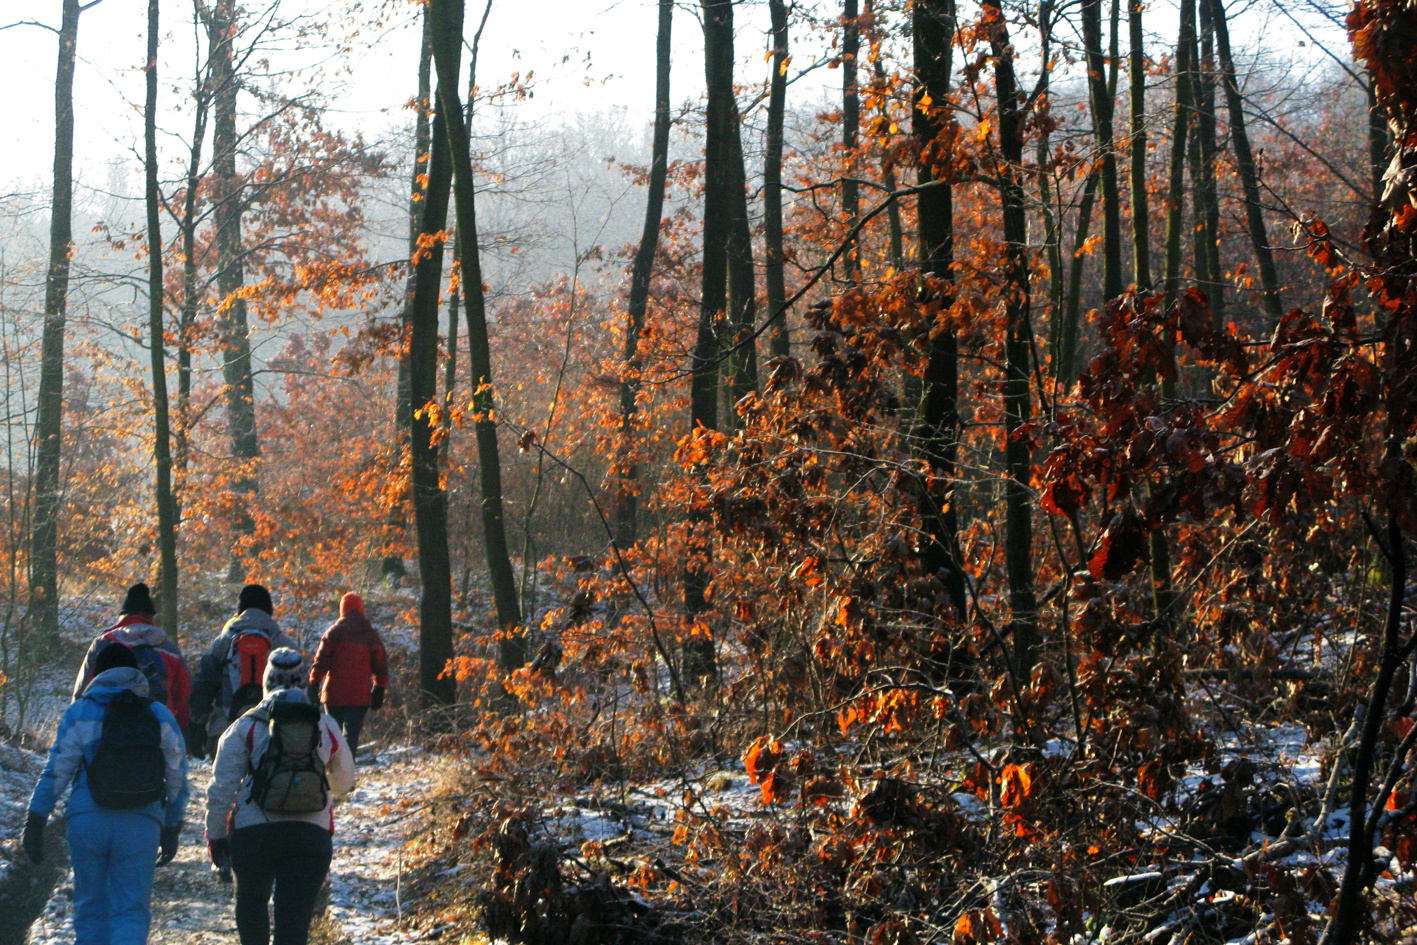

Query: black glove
left=370, top=686, right=385, bottom=710
left=186, top=722, right=207, bottom=759
left=307, top=682, right=321, bottom=704
left=22, top=811, right=45, bottom=864
left=157, top=824, right=182, bottom=866
left=207, top=837, right=231, bottom=868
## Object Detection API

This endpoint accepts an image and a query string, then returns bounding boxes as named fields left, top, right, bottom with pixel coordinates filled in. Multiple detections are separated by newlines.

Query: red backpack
left=226, top=629, right=272, bottom=719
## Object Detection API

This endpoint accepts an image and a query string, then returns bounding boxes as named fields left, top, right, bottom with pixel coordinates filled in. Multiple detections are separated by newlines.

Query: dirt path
left=23, top=747, right=437, bottom=945
left=24, top=763, right=243, bottom=945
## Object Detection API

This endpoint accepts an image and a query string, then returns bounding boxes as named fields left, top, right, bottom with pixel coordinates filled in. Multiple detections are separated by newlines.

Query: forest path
left=24, top=745, right=436, bottom=945
left=25, top=764, right=239, bottom=945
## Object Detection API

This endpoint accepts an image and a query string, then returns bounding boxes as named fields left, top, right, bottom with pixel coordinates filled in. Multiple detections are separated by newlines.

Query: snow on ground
left=14, top=744, right=449, bottom=945
left=323, top=744, right=451, bottom=945
left=2, top=589, right=443, bottom=944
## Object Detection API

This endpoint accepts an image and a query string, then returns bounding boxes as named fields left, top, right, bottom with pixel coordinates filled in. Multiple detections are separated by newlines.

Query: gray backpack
left=244, top=701, right=329, bottom=813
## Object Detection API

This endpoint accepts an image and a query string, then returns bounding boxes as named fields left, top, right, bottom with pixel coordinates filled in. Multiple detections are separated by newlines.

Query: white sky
left=0, top=0, right=734, bottom=191
left=0, top=0, right=1354, bottom=198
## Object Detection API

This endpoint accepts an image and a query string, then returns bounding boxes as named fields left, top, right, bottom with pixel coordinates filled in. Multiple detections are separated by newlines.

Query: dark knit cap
left=120, top=582, right=158, bottom=616
left=94, top=641, right=140, bottom=675
left=237, top=583, right=274, bottom=615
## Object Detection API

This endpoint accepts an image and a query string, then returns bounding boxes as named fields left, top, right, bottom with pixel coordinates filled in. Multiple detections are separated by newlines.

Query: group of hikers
left=18, top=581, right=392, bottom=945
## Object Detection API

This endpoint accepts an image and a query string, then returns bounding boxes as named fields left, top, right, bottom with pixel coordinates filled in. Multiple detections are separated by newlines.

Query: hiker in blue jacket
left=24, top=643, right=191, bottom=945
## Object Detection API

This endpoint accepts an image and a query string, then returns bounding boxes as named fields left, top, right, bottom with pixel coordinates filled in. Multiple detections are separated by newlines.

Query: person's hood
left=222, top=608, right=282, bottom=639
left=85, top=666, right=150, bottom=699
left=328, top=612, right=373, bottom=635
left=108, top=618, right=168, bottom=648
left=260, top=688, right=312, bottom=710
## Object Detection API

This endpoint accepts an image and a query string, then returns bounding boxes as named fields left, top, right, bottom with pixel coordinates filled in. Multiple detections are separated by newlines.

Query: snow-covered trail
left=23, top=745, right=442, bottom=945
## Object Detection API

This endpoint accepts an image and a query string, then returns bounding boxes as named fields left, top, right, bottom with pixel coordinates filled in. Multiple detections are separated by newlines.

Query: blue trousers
left=67, top=810, right=160, bottom=945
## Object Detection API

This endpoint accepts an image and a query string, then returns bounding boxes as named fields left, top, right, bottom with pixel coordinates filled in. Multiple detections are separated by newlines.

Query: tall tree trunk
left=1127, top=0, right=1151, bottom=291
left=384, top=10, right=434, bottom=586
left=397, top=12, right=434, bottom=452
left=30, top=0, right=87, bottom=646
left=615, top=0, right=674, bottom=549
left=874, top=55, right=906, bottom=274
left=1083, top=0, right=1124, bottom=301
left=1318, top=518, right=1408, bottom=945
left=1057, top=169, right=1100, bottom=389
left=986, top=0, right=1041, bottom=675
left=207, top=0, right=261, bottom=571
left=1034, top=3, right=1062, bottom=398
left=1160, top=0, right=1195, bottom=331
left=1151, top=0, right=1195, bottom=628
left=912, top=0, right=968, bottom=624
left=429, top=0, right=525, bottom=673
left=684, top=0, right=745, bottom=683
left=763, top=0, right=790, bottom=360
left=406, top=93, right=456, bottom=708
left=144, top=0, right=179, bottom=639
left=176, top=58, right=209, bottom=510
left=1193, top=0, right=1224, bottom=328
left=1207, top=0, right=1283, bottom=324
left=724, top=73, right=757, bottom=411
left=841, top=0, right=861, bottom=282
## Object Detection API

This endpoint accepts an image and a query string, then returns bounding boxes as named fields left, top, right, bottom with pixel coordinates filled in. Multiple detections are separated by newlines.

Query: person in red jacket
left=308, top=592, right=389, bottom=758
left=73, top=582, right=193, bottom=732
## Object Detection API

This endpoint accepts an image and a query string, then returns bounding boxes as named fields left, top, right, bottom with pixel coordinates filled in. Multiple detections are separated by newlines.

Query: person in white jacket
left=206, top=648, right=353, bottom=945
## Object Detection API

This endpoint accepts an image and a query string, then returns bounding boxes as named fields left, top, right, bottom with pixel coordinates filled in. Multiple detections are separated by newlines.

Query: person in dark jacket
left=26, top=643, right=190, bottom=945
left=189, top=584, right=299, bottom=758
left=73, top=581, right=193, bottom=730
left=308, top=592, right=389, bottom=758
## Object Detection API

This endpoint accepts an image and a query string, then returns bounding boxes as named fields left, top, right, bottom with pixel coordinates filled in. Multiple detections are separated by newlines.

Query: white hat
left=263, top=647, right=306, bottom=695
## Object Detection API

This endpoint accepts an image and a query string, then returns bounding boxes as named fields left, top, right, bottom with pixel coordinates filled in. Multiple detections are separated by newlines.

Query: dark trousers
left=326, top=705, right=369, bottom=756
left=229, top=821, right=333, bottom=945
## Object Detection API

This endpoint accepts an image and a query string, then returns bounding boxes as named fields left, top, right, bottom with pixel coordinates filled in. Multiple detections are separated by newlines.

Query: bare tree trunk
left=1034, top=4, right=1063, bottom=397
left=841, top=0, right=860, bottom=282
left=1127, top=0, right=1151, bottom=291
left=912, top=0, right=968, bottom=624
left=396, top=13, right=433, bottom=453
left=144, top=0, right=179, bottom=639
left=986, top=0, right=1040, bottom=675
left=1151, top=0, right=1195, bottom=627
left=382, top=11, right=433, bottom=587
left=176, top=47, right=209, bottom=510
left=207, top=0, right=261, bottom=572
left=724, top=80, right=758, bottom=411
left=405, top=88, right=456, bottom=707
left=1083, top=0, right=1124, bottom=301
left=1207, top=0, right=1283, bottom=324
left=30, top=0, right=88, bottom=646
left=1057, top=169, right=1099, bottom=389
left=873, top=56, right=906, bottom=275
left=1192, top=0, right=1225, bottom=328
left=1159, top=0, right=1194, bottom=384
left=430, top=0, right=524, bottom=673
left=1319, top=518, right=1409, bottom=945
left=615, top=0, right=674, bottom=549
left=763, top=0, right=790, bottom=360
left=683, top=0, right=746, bottom=683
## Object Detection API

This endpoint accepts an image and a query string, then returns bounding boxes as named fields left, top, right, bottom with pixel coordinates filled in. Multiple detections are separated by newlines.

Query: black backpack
left=85, top=690, right=166, bottom=809
left=246, top=700, right=329, bottom=813
left=97, top=636, right=169, bottom=707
